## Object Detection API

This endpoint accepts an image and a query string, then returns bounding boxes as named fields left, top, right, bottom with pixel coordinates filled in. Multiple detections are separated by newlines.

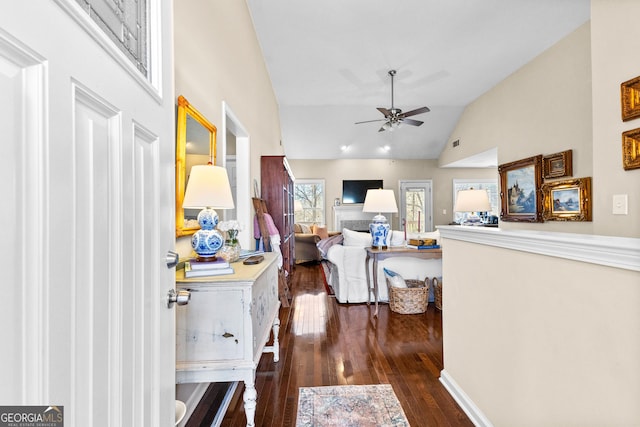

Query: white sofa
left=325, top=228, right=442, bottom=304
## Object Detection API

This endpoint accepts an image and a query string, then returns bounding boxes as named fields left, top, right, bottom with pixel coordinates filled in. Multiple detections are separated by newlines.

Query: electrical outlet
left=612, top=194, right=628, bottom=215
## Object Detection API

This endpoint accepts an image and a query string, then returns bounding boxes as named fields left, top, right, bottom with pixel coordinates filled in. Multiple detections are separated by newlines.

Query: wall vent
left=452, top=139, right=460, bottom=147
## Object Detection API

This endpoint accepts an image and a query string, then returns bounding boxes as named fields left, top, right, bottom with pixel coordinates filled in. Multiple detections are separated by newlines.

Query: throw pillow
left=383, top=268, right=407, bottom=288
left=312, top=224, right=329, bottom=239
left=294, top=223, right=302, bottom=234
left=342, top=228, right=372, bottom=247
left=299, top=223, right=312, bottom=234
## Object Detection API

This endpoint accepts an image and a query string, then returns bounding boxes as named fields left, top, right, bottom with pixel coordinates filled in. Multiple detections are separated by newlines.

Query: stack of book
left=184, top=257, right=234, bottom=278
left=406, top=238, right=440, bottom=250
left=238, top=249, right=264, bottom=259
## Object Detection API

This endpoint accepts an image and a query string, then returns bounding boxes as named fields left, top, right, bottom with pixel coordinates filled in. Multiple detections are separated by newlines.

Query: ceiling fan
left=355, top=70, right=430, bottom=132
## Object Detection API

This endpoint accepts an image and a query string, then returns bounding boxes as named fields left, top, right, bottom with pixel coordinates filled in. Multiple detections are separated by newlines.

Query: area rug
left=319, top=260, right=335, bottom=296
left=296, top=384, right=410, bottom=426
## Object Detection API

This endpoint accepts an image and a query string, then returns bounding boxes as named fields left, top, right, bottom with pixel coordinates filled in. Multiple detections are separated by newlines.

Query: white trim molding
left=440, top=370, right=494, bottom=427
left=437, top=226, right=640, bottom=272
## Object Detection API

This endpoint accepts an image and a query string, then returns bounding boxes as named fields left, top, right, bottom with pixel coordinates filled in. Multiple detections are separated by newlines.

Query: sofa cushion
left=389, top=230, right=406, bottom=247
left=294, top=223, right=303, bottom=233
left=342, top=228, right=372, bottom=247
left=312, top=224, right=329, bottom=240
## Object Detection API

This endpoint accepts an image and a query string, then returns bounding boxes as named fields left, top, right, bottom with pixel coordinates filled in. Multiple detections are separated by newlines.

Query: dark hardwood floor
left=192, top=262, right=473, bottom=427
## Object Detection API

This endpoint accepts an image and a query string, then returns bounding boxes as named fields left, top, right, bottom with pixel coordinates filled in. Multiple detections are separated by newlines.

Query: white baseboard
left=178, top=382, right=210, bottom=427
left=177, top=381, right=239, bottom=427
left=211, top=382, right=239, bottom=427
left=439, top=370, right=494, bottom=427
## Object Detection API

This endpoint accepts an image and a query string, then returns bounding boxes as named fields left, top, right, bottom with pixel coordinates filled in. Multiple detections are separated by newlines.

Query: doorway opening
left=399, top=180, right=433, bottom=233
left=222, top=102, right=251, bottom=249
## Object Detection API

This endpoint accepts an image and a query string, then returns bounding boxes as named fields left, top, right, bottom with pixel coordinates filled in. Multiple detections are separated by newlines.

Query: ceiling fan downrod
left=389, top=69, right=396, bottom=114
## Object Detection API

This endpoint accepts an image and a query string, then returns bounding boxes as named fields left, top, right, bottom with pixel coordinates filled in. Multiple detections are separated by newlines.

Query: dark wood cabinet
left=261, top=155, right=295, bottom=281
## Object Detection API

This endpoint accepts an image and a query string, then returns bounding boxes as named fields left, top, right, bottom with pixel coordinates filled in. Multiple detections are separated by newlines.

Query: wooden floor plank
left=187, top=261, right=474, bottom=427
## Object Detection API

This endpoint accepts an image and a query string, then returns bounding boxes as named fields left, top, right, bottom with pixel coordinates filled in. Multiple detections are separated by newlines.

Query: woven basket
left=432, top=277, right=442, bottom=310
left=386, top=278, right=429, bottom=314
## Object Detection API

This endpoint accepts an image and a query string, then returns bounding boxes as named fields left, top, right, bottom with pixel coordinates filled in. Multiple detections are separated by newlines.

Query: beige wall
left=439, top=23, right=597, bottom=235
left=443, top=238, right=640, bottom=426
left=288, top=159, right=496, bottom=230
left=174, top=0, right=283, bottom=254
left=591, top=0, right=640, bottom=237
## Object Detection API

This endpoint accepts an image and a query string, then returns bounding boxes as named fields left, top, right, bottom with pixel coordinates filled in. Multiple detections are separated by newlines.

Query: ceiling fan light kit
left=355, top=69, right=430, bottom=133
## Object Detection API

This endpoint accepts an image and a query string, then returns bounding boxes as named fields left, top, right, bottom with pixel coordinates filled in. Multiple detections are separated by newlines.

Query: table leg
left=372, top=255, right=379, bottom=317
left=365, top=252, right=372, bottom=306
left=272, top=317, right=280, bottom=363
left=243, top=375, right=257, bottom=427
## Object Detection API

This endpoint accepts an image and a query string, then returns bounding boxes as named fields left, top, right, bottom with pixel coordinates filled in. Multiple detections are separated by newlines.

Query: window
left=74, top=0, right=149, bottom=77
left=294, top=179, right=325, bottom=225
left=452, top=179, right=499, bottom=223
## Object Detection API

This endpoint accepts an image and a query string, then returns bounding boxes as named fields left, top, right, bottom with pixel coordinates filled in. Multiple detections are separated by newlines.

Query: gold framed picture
left=498, top=155, right=543, bottom=222
left=543, top=149, right=573, bottom=179
left=621, top=75, right=640, bottom=122
left=542, top=177, right=592, bottom=222
left=622, top=128, right=640, bottom=171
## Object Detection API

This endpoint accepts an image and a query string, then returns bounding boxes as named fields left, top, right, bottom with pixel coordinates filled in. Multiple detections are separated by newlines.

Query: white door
left=0, top=2, right=175, bottom=426
left=400, top=180, right=433, bottom=233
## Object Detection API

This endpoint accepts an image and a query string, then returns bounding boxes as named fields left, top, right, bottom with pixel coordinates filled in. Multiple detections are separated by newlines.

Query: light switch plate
left=612, top=194, right=628, bottom=215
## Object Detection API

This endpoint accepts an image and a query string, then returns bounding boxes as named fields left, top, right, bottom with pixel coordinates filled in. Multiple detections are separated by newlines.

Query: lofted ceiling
left=245, top=0, right=590, bottom=164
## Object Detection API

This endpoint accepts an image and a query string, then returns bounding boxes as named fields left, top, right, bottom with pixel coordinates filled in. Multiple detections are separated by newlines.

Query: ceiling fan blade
left=355, top=118, right=387, bottom=124
left=401, top=118, right=423, bottom=126
left=399, top=106, right=430, bottom=118
left=376, top=107, right=392, bottom=117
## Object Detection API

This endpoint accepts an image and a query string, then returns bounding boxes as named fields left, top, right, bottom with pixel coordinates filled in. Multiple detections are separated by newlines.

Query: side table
left=365, top=247, right=442, bottom=316
left=175, top=252, right=280, bottom=427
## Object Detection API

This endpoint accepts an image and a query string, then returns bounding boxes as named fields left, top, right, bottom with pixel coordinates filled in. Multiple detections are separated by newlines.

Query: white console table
left=175, top=252, right=280, bottom=427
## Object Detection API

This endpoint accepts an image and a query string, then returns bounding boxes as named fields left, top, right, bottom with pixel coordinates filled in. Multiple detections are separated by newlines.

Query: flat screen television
left=342, top=179, right=383, bottom=204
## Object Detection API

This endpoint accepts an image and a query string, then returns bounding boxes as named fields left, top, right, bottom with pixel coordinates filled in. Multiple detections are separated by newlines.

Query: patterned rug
left=296, top=384, right=410, bottom=426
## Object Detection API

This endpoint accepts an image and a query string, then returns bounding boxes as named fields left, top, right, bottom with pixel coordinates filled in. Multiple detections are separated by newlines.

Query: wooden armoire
left=260, top=155, right=295, bottom=281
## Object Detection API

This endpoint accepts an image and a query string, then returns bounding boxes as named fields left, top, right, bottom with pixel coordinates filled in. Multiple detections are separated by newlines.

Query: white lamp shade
left=362, top=189, right=398, bottom=213
left=183, top=165, right=235, bottom=209
left=454, top=189, right=491, bottom=212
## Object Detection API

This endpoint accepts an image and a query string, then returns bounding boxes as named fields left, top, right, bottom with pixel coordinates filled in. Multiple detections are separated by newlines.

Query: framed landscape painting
left=542, top=177, right=592, bottom=221
left=622, top=128, right=640, bottom=170
left=621, top=75, right=640, bottom=122
left=543, top=149, right=573, bottom=179
left=498, top=155, right=543, bottom=222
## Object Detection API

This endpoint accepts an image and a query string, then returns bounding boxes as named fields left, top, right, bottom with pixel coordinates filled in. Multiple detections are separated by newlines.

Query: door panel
left=1, top=2, right=175, bottom=425
left=400, top=180, right=433, bottom=233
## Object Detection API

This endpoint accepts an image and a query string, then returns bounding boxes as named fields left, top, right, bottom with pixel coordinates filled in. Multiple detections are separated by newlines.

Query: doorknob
left=167, top=289, right=190, bottom=308
left=166, top=250, right=179, bottom=268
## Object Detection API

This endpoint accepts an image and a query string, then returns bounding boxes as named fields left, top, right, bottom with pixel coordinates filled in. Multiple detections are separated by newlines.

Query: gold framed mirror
left=176, top=95, right=217, bottom=237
